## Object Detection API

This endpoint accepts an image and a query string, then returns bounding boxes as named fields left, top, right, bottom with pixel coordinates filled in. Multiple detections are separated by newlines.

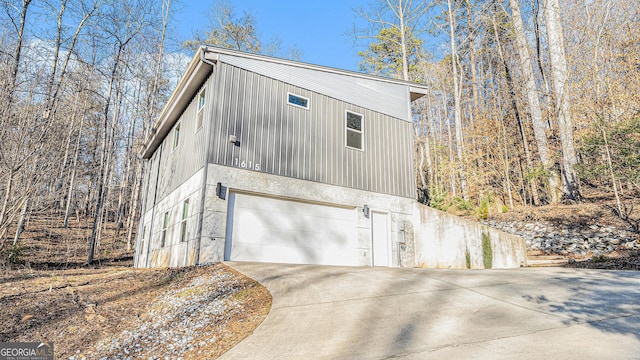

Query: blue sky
left=174, top=0, right=369, bottom=72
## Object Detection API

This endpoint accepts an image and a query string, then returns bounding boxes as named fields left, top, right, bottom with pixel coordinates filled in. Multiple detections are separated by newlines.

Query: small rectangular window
left=161, top=212, right=169, bottom=247
left=196, top=89, right=205, bottom=131
left=346, top=111, right=363, bottom=150
left=287, top=92, right=309, bottom=110
left=173, top=123, right=180, bottom=150
left=180, top=199, right=189, bottom=242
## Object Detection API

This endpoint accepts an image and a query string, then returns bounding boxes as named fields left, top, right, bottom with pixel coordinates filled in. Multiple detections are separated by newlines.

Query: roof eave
left=409, top=86, right=428, bottom=101
left=141, top=47, right=214, bottom=159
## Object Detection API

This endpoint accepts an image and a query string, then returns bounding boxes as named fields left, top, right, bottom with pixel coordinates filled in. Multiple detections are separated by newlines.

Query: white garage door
left=225, top=192, right=359, bottom=266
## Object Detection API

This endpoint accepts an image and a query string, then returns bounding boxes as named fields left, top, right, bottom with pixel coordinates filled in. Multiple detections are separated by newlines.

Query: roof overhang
left=409, top=86, right=427, bottom=101
left=201, top=46, right=429, bottom=101
left=142, top=48, right=214, bottom=159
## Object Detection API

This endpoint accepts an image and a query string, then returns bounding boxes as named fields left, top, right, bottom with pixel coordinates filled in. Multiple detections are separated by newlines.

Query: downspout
left=194, top=47, right=217, bottom=265
left=144, top=143, right=163, bottom=268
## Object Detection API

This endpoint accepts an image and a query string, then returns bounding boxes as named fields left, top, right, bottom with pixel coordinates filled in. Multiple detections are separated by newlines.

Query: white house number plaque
left=234, top=158, right=261, bottom=171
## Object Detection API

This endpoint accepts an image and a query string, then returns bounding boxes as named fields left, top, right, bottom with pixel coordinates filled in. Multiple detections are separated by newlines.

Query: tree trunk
left=492, top=13, right=539, bottom=205
left=508, top=0, right=561, bottom=203
left=397, top=0, right=410, bottom=81
left=0, top=169, right=14, bottom=237
left=64, top=100, right=86, bottom=228
left=12, top=199, right=28, bottom=246
left=465, top=0, right=479, bottom=116
left=544, top=0, right=580, bottom=201
left=447, top=0, right=467, bottom=199
left=88, top=46, right=123, bottom=264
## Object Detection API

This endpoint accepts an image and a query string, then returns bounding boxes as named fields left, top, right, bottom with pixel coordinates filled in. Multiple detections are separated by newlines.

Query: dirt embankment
left=1, top=263, right=271, bottom=359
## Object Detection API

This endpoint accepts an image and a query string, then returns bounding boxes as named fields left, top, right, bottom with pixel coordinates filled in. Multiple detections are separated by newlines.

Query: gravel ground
left=74, top=271, right=244, bottom=360
left=2, top=264, right=271, bottom=360
left=482, top=219, right=639, bottom=256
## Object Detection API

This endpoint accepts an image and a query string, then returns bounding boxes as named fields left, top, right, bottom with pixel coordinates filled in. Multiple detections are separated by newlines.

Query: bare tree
left=507, top=0, right=561, bottom=203
left=544, top=0, right=580, bottom=200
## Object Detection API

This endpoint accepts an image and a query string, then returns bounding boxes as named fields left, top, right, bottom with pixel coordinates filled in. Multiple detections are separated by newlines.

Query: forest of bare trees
left=356, top=0, right=639, bottom=221
left=0, top=0, right=185, bottom=265
left=1, top=0, right=638, bottom=266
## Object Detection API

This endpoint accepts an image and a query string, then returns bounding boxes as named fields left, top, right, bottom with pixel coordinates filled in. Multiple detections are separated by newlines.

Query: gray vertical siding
left=150, top=79, right=214, bottom=204
left=208, top=62, right=415, bottom=199
left=218, top=54, right=410, bottom=121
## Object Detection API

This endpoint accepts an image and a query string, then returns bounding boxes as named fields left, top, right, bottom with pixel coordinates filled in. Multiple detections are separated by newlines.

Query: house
left=134, top=46, right=527, bottom=269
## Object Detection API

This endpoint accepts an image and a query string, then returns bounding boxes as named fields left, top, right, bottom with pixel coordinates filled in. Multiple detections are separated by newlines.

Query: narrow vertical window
left=345, top=111, right=363, bottom=150
left=196, top=89, right=205, bottom=131
left=161, top=212, right=169, bottom=247
left=180, top=199, right=189, bottom=242
left=173, top=123, right=181, bottom=150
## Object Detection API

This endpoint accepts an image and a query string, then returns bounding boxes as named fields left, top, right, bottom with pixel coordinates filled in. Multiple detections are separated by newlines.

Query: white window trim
left=172, top=123, right=181, bottom=152
left=345, top=110, right=364, bottom=151
left=161, top=212, right=169, bottom=247
left=180, top=199, right=189, bottom=242
left=195, top=89, right=206, bottom=133
left=287, top=92, right=310, bottom=110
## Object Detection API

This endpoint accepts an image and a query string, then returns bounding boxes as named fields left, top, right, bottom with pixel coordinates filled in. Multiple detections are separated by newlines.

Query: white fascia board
left=142, top=47, right=213, bottom=159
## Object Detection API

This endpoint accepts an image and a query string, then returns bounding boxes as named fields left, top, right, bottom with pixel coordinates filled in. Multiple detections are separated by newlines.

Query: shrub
left=453, top=197, right=473, bottom=211
left=428, top=186, right=449, bottom=211
left=0, top=244, right=27, bottom=268
left=476, top=193, right=494, bottom=220
left=465, top=247, right=471, bottom=269
left=482, top=232, right=492, bottom=269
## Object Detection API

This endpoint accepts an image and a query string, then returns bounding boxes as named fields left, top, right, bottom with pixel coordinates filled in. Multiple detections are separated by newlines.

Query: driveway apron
left=221, top=262, right=640, bottom=360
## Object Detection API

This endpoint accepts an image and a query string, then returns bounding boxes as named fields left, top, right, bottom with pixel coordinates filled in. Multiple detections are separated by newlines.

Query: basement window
left=173, top=123, right=181, bottom=150
left=161, top=212, right=169, bottom=247
left=196, top=89, right=205, bottom=131
left=180, top=199, right=189, bottom=242
left=345, top=110, right=363, bottom=150
left=287, top=92, right=309, bottom=110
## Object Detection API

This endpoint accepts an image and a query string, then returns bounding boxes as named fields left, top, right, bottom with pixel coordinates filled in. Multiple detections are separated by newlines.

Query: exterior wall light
left=216, top=182, right=226, bottom=200
left=363, top=204, right=370, bottom=218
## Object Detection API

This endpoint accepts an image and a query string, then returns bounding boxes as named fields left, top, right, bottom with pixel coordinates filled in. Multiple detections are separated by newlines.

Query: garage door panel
left=234, top=227, right=354, bottom=248
left=235, top=211, right=352, bottom=234
left=227, top=192, right=359, bottom=266
left=231, top=243, right=358, bottom=266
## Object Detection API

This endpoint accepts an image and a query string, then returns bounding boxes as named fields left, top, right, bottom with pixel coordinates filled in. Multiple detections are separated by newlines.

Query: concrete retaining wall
left=414, top=204, right=527, bottom=269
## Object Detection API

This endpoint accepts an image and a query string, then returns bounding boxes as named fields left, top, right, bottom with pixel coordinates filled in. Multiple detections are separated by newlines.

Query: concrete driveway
left=221, top=263, right=640, bottom=359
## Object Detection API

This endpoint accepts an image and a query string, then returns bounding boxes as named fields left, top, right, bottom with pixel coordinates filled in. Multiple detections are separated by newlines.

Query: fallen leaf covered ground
left=0, top=263, right=271, bottom=359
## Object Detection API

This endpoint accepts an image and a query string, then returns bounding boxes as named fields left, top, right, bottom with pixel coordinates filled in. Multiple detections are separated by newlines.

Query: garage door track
left=221, top=263, right=640, bottom=359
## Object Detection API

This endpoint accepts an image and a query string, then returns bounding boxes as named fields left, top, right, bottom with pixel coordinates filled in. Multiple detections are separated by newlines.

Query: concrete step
left=526, top=250, right=568, bottom=267
left=526, top=258, right=568, bottom=267
left=530, top=255, right=565, bottom=261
